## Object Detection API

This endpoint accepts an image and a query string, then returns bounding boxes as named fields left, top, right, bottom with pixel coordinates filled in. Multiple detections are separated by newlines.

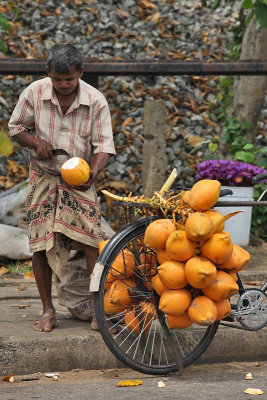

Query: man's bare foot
left=90, top=316, right=99, bottom=331
left=33, top=309, right=57, bottom=332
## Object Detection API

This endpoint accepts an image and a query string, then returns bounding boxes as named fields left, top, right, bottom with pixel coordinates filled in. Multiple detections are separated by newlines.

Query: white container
left=215, top=186, right=254, bottom=246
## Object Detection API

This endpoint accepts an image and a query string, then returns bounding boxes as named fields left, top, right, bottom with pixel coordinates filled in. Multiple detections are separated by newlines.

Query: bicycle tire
left=94, top=217, right=219, bottom=375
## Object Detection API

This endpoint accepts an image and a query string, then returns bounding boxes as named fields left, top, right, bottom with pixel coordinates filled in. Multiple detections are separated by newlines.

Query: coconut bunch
left=143, top=179, right=251, bottom=329
left=100, top=178, right=251, bottom=333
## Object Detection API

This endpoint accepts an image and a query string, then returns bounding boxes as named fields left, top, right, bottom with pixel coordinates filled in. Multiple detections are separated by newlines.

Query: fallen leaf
left=139, top=0, right=157, bottom=9
left=116, top=380, right=143, bottom=387
left=245, top=372, right=253, bottom=380
left=52, top=375, right=59, bottom=382
left=148, top=11, right=161, bottom=24
left=11, top=304, right=30, bottom=309
left=242, top=280, right=264, bottom=286
left=187, top=135, right=207, bottom=148
left=0, top=267, right=10, bottom=275
left=244, top=388, right=264, bottom=395
left=99, top=180, right=128, bottom=192
left=121, top=117, right=133, bottom=128
left=24, top=271, right=34, bottom=279
left=116, top=8, right=130, bottom=18
left=255, top=362, right=262, bottom=367
left=3, top=374, right=14, bottom=381
left=16, top=285, right=26, bottom=291
left=158, top=381, right=166, bottom=388
left=203, top=115, right=219, bottom=127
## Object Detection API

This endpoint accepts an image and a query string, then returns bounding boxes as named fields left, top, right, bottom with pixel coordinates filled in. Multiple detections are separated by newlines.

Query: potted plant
left=195, top=160, right=267, bottom=246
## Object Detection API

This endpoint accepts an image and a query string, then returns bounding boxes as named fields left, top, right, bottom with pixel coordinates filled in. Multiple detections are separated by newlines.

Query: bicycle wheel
left=94, top=217, right=219, bottom=375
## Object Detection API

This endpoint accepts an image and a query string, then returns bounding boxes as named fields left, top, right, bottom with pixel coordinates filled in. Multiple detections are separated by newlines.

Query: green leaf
left=208, top=142, right=218, bottom=153
left=243, top=143, right=254, bottom=150
left=0, top=15, right=11, bottom=31
left=242, top=0, right=254, bottom=9
left=0, top=38, right=8, bottom=53
left=0, top=131, right=13, bottom=157
left=235, top=151, right=254, bottom=163
left=257, top=146, right=267, bottom=154
left=255, top=3, right=267, bottom=28
left=245, top=9, right=255, bottom=24
left=212, top=0, right=221, bottom=9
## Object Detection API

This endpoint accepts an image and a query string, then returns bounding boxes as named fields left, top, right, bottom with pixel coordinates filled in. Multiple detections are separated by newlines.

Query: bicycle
left=90, top=172, right=267, bottom=376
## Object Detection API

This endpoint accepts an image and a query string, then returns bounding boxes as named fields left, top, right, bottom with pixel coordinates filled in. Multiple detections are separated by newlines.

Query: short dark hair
left=46, top=43, right=83, bottom=73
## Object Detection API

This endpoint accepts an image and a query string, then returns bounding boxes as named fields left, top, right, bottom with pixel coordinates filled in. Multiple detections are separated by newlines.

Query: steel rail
left=0, top=59, right=267, bottom=76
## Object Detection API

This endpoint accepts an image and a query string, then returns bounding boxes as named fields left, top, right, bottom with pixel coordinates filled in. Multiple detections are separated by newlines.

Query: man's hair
left=46, top=43, right=83, bottom=73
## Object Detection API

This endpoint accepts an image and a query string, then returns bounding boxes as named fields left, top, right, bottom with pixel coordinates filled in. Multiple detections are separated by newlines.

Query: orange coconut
left=104, top=270, right=117, bottom=290
left=215, top=299, right=232, bottom=321
left=202, top=209, right=225, bottom=232
left=156, top=249, right=173, bottom=264
left=188, top=179, right=221, bottom=211
left=166, top=312, right=193, bottom=329
left=125, top=303, right=153, bottom=335
left=201, top=231, right=233, bottom=265
left=151, top=274, right=168, bottom=296
left=218, top=243, right=251, bottom=272
left=139, top=301, right=156, bottom=322
left=185, top=212, right=214, bottom=242
left=228, top=272, right=238, bottom=282
left=202, top=270, right=239, bottom=302
left=61, top=157, right=90, bottom=186
left=159, top=288, right=192, bottom=316
left=107, top=278, right=136, bottom=308
left=143, top=219, right=176, bottom=249
left=125, top=307, right=141, bottom=335
left=165, top=230, right=196, bottom=262
left=184, top=256, right=217, bottom=289
left=188, top=296, right=217, bottom=326
left=98, top=239, right=109, bottom=254
left=180, top=190, right=191, bottom=206
left=104, top=290, right=127, bottom=315
left=157, top=260, right=188, bottom=289
left=140, top=252, right=157, bottom=266
left=111, top=250, right=136, bottom=278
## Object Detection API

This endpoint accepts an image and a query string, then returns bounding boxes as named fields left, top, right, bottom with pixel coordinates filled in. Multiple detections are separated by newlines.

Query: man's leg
left=32, top=250, right=57, bottom=332
left=81, top=244, right=99, bottom=330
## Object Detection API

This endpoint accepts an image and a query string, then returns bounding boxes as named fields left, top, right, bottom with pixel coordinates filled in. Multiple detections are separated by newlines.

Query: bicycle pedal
left=222, top=314, right=235, bottom=322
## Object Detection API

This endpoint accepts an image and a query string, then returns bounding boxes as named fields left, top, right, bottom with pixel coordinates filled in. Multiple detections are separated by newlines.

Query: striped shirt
left=8, top=77, right=115, bottom=174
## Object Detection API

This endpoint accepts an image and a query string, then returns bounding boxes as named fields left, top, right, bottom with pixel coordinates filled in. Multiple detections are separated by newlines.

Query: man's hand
left=70, top=153, right=110, bottom=192
left=70, top=172, right=96, bottom=192
left=34, top=138, right=54, bottom=160
left=13, top=132, right=54, bottom=160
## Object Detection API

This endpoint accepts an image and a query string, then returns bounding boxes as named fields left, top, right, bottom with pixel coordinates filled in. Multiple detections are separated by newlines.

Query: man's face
left=48, top=65, right=83, bottom=96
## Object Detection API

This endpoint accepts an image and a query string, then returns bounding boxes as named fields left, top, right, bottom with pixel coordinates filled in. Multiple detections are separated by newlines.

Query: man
left=8, top=43, right=115, bottom=332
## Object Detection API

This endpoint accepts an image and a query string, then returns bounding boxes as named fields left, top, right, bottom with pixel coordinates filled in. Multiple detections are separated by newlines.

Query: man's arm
left=9, top=86, right=54, bottom=160
left=12, top=132, right=54, bottom=160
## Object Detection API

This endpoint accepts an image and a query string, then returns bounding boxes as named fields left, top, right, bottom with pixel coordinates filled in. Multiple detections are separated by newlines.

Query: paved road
left=1, top=361, right=266, bottom=400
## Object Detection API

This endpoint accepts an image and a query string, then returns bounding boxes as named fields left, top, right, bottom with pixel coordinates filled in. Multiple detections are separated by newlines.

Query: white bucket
left=215, top=186, right=254, bottom=246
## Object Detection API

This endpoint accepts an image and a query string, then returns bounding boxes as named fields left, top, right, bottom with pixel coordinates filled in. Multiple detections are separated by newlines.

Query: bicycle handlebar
left=252, top=173, right=267, bottom=185
left=219, top=188, right=233, bottom=197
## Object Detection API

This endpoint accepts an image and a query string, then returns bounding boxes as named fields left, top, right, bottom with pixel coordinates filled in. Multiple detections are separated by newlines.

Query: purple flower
left=195, top=160, right=267, bottom=186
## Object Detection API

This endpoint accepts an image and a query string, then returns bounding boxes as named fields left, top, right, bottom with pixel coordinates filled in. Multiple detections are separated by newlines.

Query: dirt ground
left=243, top=242, right=267, bottom=271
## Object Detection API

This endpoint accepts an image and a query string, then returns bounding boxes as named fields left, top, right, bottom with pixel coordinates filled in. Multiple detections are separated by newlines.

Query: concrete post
left=142, top=100, right=167, bottom=197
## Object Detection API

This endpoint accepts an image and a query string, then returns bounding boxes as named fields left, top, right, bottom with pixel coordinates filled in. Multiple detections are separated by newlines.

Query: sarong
left=25, top=160, right=103, bottom=281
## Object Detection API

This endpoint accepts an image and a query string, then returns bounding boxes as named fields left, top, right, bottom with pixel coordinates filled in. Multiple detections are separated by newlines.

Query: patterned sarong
left=26, top=160, right=103, bottom=281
